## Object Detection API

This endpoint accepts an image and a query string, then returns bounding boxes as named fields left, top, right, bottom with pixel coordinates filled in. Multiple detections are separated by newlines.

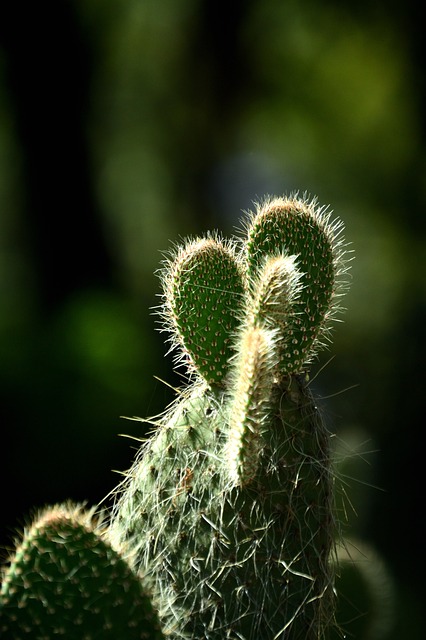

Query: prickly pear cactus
left=0, top=503, right=164, bottom=640
left=110, top=194, right=351, bottom=639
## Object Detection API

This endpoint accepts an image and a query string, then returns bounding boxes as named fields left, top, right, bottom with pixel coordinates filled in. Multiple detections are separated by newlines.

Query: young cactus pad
left=0, top=503, right=164, bottom=640
left=160, top=236, right=246, bottom=386
left=111, top=194, right=351, bottom=639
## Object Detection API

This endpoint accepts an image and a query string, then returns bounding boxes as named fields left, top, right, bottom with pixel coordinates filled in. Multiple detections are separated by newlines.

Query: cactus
left=0, top=193, right=352, bottom=639
left=110, top=194, right=351, bottom=639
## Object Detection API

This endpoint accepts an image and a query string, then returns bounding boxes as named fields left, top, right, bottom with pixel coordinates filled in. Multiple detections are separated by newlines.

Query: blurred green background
left=0, top=1, right=424, bottom=638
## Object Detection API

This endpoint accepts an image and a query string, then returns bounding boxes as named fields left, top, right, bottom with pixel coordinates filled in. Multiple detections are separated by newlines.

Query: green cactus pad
left=160, top=236, right=246, bottom=386
left=110, top=383, right=226, bottom=634
left=0, top=504, right=164, bottom=640
left=244, top=196, right=348, bottom=373
left=223, top=376, right=336, bottom=639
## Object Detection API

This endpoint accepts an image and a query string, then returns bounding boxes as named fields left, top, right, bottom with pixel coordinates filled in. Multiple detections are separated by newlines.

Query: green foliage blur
left=0, top=1, right=424, bottom=638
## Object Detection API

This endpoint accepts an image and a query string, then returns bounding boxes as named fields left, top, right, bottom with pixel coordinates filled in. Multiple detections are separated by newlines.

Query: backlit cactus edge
left=0, top=195, right=352, bottom=639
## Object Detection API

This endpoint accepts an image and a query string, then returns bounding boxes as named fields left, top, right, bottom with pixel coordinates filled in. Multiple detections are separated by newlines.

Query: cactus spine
left=110, top=194, right=351, bottom=639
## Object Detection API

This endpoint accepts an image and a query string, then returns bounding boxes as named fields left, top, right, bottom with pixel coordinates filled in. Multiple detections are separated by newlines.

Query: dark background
left=0, top=2, right=424, bottom=638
